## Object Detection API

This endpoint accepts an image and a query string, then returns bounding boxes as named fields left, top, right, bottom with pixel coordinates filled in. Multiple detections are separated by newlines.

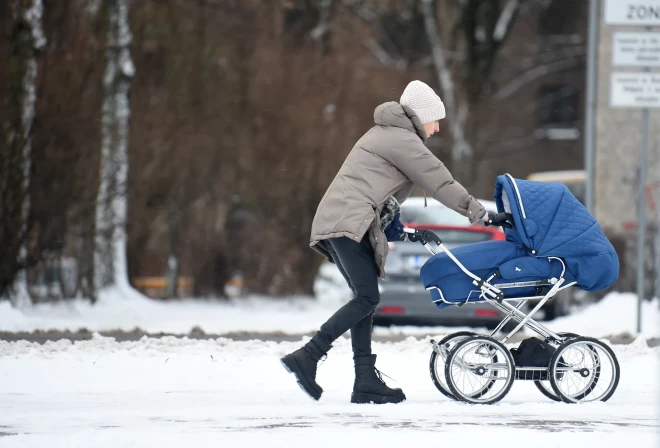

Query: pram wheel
left=534, top=380, right=561, bottom=402
left=534, top=332, right=581, bottom=402
left=445, top=336, right=515, bottom=405
left=548, top=337, right=620, bottom=403
left=429, top=331, right=477, bottom=400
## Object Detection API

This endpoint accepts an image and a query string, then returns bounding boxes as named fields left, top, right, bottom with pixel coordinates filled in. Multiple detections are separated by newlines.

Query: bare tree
left=0, top=0, right=588, bottom=302
left=0, top=0, right=46, bottom=305
left=94, top=0, right=135, bottom=298
left=421, top=0, right=520, bottom=182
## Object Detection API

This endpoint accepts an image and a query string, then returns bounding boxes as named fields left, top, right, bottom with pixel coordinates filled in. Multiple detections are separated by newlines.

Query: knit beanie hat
left=399, top=80, right=446, bottom=124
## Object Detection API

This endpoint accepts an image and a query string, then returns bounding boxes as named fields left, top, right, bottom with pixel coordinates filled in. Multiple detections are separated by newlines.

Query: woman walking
left=281, top=80, right=503, bottom=404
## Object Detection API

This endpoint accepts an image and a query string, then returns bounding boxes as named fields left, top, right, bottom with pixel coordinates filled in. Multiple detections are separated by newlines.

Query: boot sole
left=351, top=391, right=406, bottom=404
left=280, top=356, right=322, bottom=401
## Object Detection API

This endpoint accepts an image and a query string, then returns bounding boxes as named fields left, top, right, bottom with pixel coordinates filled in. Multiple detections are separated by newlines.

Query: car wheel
left=543, top=289, right=571, bottom=321
left=373, top=317, right=393, bottom=327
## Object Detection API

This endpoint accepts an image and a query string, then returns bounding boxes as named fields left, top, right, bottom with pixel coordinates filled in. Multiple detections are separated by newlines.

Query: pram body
left=407, top=174, right=621, bottom=404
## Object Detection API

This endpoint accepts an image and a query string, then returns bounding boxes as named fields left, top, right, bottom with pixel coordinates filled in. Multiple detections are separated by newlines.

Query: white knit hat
left=399, top=80, right=446, bottom=124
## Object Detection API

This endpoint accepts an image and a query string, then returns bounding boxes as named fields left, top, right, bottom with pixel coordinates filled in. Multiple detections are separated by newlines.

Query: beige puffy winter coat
left=310, top=102, right=485, bottom=277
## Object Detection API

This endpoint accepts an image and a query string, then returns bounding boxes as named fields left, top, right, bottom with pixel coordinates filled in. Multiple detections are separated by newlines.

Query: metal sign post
left=610, top=73, right=654, bottom=334
left=606, top=0, right=659, bottom=333
left=585, top=0, right=600, bottom=215
left=637, top=107, right=648, bottom=334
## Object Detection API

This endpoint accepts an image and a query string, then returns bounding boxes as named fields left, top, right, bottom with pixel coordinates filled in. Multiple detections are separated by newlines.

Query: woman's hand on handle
left=485, top=212, right=514, bottom=229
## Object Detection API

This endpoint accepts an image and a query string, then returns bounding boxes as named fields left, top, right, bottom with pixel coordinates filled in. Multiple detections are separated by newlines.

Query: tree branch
left=493, top=0, right=519, bottom=42
left=493, top=56, right=584, bottom=100
left=421, top=0, right=472, bottom=164
left=492, top=45, right=585, bottom=83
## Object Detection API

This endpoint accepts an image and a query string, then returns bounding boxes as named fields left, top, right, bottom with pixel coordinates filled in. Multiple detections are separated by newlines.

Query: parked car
left=374, top=197, right=510, bottom=328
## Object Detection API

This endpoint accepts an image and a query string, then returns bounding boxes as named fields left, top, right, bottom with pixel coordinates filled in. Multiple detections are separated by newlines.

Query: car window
left=400, top=205, right=469, bottom=226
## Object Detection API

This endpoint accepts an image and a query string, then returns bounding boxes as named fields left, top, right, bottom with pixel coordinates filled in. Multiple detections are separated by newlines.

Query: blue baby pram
left=406, top=174, right=621, bottom=404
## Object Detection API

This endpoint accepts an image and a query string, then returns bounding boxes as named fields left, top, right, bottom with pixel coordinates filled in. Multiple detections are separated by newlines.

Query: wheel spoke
left=429, top=332, right=477, bottom=400
left=446, top=336, right=514, bottom=404
left=549, top=338, right=619, bottom=403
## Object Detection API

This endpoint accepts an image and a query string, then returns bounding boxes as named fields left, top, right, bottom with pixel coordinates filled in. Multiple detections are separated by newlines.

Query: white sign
left=605, top=0, right=660, bottom=26
left=611, top=72, right=660, bottom=107
left=613, top=32, right=660, bottom=66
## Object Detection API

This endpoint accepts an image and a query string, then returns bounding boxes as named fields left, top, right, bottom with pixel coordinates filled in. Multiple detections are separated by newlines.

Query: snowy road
left=0, top=335, right=658, bottom=447
left=1, top=291, right=659, bottom=340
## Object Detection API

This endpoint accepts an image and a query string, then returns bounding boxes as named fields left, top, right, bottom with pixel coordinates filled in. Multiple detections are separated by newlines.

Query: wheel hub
left=579, top=368, right=590, bottom=378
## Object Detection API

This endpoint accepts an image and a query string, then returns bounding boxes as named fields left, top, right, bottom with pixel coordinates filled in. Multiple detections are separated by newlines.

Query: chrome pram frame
left=405, top=226, right=575, bottom=345
left=406, top=226, right=621, bottom=404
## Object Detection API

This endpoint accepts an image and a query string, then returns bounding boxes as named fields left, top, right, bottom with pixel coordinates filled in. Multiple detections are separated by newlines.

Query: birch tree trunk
left=94, top=0, right=135, bottom=298
left=7, top=0, right=46, bottom=306
left=164, top=193, right=181, bottom=299
left=420, top=0, right=473, bottom=181
left=420, top=0, right=520, bottom=183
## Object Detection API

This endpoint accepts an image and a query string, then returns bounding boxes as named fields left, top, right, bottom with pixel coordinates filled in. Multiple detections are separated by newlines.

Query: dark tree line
left=0, top=0, right=586, bottom=301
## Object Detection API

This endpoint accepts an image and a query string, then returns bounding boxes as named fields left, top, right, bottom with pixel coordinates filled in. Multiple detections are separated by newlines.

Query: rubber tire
left=544, top=332, right=581, bottom=346
left=445, top=336, right=516, bottom=405
left=548, top=337, right=620, bottom=403
left=429, top=331, right=476, bottom=400
left=534, top=381, right=562, bottom=402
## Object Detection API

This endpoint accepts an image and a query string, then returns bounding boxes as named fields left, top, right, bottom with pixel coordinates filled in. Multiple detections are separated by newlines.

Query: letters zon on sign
left=627, top=4, right=660, bottom=20
left=606, top=0, right=660, bottom=25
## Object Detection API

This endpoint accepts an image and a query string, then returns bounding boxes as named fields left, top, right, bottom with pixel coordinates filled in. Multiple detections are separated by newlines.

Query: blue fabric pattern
left=420, top=241, right=567, bottom=306
left=493, top=175, right=619, bottom=291
left=419, top=175, right=619, bottom=309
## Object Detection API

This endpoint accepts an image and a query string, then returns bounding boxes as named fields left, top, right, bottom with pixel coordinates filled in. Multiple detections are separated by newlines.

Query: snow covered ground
left=0, top=334, right=658, bottom=447
left=1, top=278, right=659, bottom=446
left=0, top=288, right=658, bottom=339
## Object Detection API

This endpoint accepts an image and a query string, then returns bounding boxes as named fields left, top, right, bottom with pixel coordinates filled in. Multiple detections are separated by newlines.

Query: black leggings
left=317, top=235, right=380, bottom=358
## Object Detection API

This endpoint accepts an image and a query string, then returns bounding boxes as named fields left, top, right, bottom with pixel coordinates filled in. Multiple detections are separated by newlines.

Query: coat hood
left=373, top=102, right=427, bottom=144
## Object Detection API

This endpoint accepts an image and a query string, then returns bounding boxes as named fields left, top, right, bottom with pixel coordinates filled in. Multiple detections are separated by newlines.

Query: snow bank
left=0, top=336, right=657, bottom=447
left=0, top=293, right=340, bottom=334
left=0, top=290, right=658, bottom=338
left=551, top=292, right=660, bottom=338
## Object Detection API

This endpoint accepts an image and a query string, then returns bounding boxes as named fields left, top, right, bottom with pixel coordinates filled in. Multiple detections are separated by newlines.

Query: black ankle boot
left=351, top=355, right=406, bottom=404
left=281, top=334, right=332, bottom=401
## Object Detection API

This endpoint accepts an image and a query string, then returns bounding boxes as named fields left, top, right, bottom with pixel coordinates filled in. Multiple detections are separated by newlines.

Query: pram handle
left=403, top=227, right=482, bottom=284
left=403, top=227, right=442, bottom=246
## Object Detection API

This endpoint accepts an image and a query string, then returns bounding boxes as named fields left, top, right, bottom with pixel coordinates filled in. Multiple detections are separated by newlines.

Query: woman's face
left=423, top=121, right=440, bottom=137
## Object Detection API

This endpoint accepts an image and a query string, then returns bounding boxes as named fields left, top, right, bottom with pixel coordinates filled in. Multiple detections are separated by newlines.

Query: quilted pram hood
left=493, top=174, right=619, bottom=291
